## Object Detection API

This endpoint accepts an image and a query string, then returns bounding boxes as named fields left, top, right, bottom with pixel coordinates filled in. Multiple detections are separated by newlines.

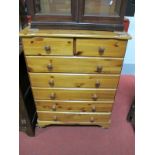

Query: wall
left=121, top=16, right=135, bottom=75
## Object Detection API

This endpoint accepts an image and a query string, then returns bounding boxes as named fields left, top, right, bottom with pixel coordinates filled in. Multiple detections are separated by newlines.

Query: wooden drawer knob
left=98, top=47, right=105, bottom=55
left=92, top=105, right=96, bottom=112
left=50, top=93, right=56, bottom=100
left=114, top=42, right=119, bottom=47
left=53, top=115, right=57, bottom=121
left=52, top=104, right=56, bottom=111
left=96, top=66, right=103, bottom=73
left=74, top=51, right=82, bottom=56
left=95, top=80, right=100, bottom=88
left=90, top=117, right=95, bottom=122
left=47, top=63, right=53, bottom=71
left=44, top=46, right=51, bottom=54
left=92, top=94, right=98, bottom=101
left=49, top=79, right=54, bottom=87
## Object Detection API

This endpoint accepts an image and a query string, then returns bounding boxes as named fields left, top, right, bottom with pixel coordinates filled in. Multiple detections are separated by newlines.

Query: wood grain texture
left=29, top=73, right=120, bottom=88
left=20, top=27, right=131, bottom=40
left=37, top=120, right=110, bottom=128
left=32, top=88, right=116, bottom=100
left=35, top=100, right=113, bottom=112
left=76, top=39, right=127, bottom=57
left=26, top=56, right=123, bottom=74
left=22, top=38, right=73, bottom=56
left=20, top=27, right=129, bottom=129
left=37, top=111, right=111, bottom=123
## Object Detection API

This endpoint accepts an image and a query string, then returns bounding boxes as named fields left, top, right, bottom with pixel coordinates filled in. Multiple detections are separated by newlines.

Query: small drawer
left=32, top=88, right=116, bottom=100
left=76, top=39, right=127, bottom=57
left=22, top=38, right=73, bottom=56
left=35, top=100, right=113, bottom=112
left=29, top=73, right=120, bottom=88
left=26, top=56, right=123, bottom=74
left=37, top=111, right=111, bottom=123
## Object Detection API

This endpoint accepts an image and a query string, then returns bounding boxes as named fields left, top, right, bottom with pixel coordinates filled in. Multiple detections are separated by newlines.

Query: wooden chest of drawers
left=20, top=28, right=131, bottom=128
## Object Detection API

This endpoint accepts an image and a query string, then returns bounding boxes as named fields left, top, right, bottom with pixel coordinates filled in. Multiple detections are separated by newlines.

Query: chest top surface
left=20, top=27, right=131, bottom=40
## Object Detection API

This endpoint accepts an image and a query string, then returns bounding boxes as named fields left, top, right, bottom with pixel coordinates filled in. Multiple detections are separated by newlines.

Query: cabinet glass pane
left=35, top=0, right=71, bottom=15
left=84, top=0, right=121, bottom=16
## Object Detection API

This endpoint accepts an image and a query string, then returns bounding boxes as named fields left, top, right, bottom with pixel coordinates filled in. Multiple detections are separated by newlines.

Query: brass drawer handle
left=47, top=63, right=53, bottom=71
left=53, top=115, right=57, bottom=121
left=98, top=47, right=105, bottom=55
left=92, top=94, right=98, bottom=101
left=96, top=66, right=103, bottom=73
left=92, top=105, right=96, bottom=112
left=50, top=93, right=56, bottom=100
left=52, top=104, right=56, bottom=111
left=44, top=46, right=51, bottom=54
left=90, top=117, right=95, bottom=123
left=49, top=79, right=54, bottom=87
left=95, top=80, right=100, bottom=88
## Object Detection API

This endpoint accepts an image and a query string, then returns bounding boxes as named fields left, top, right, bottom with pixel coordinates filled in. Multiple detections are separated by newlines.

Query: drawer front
left=29, top=73, right=119, bottom=88
left=22, top=38, right=73, bottom=56
left=37, top=111, right=111, bottom=123
left=76, top=39, right=127, bottom=57
left=32, top=88, right=116, bottom=100
left=35, top=100, right=113, bottom=112
left=26, top=56, right=123, bottom=74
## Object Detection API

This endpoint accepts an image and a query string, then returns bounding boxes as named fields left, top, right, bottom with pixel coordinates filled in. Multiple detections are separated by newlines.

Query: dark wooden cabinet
left=26, top=0, right=127, bottom=31
left=28, top=0, right=78, bottom=22
left=78, top=0, right=125, bottom=22
left=19, top=51, right=37, bottom=137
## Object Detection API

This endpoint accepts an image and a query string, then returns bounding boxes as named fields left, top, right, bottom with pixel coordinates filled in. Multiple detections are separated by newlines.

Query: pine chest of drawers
left=20, top=28, right=131, bottom=128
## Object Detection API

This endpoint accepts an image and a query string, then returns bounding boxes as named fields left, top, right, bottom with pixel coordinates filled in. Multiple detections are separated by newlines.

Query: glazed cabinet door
left=78, top=0, right=127, bottom=24
left=27, top=0, right=78, bottom=22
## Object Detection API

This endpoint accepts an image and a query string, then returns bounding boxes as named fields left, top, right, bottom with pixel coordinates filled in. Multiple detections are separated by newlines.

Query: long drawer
left=35, top=100, right=113, bottom=112
left=76, top=39, right=127, bottom=57
left=26, top=56, right=123, bottom=74
left=29, top=73, right=120, bottom=88
left=32, top=88, right=116, bottom=100
left=22, top=38, right=73, bottom=56
left=37, top=111, right=111, bottom=123
left=37, top=120, right=110, bottom=128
